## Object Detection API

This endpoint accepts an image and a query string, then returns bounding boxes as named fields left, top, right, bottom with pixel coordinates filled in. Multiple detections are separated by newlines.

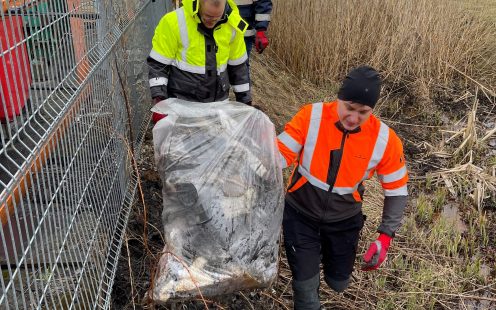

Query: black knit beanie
left=337, top=66, right=381, bottom=108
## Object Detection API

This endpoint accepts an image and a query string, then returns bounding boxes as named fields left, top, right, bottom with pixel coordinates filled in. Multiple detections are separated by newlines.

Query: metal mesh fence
left=0, top=0, right=170, bottom=308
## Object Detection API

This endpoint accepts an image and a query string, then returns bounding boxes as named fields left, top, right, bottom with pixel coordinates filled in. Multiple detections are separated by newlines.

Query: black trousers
left=282, top=203, right=365, bottom=282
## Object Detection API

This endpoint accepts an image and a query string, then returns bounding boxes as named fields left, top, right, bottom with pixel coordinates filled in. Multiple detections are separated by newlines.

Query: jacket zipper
left=323, top=130, right=348, bottom=219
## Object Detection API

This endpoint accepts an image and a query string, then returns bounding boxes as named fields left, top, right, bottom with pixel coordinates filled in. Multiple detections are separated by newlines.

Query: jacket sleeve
left=254, top=0, right=272, bottom=30
left=228, top=28, right=251, bottom=103
left=276, top=105, right=310, bottom=168
left=376, top=129, right=409, bottom=237
left=148, top=14, right=177, bottom=99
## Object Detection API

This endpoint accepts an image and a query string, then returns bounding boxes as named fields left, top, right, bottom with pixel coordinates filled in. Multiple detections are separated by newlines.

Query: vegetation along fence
left=0, top=0, right=171, bottom=308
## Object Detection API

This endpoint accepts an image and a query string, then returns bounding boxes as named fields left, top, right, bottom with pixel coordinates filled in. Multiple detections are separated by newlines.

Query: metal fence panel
left=0, top=0, right=169, bottom=308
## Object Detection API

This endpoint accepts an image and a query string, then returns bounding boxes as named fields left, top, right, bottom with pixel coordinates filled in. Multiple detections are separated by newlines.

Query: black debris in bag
left=169, top=182, right=212, bottom=225
left=149, top=99, right=284, bottom=302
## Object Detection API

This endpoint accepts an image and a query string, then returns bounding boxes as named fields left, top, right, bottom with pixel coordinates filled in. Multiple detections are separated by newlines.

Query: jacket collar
left=334, top=121, right=362, bottom=134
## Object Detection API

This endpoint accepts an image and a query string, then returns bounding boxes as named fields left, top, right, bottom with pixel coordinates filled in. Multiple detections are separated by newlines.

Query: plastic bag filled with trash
left=149, top=98, right=284, bottom=302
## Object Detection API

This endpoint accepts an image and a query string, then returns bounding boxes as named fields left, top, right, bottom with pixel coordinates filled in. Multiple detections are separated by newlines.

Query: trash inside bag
left=149, top=99, right=284, bottom=302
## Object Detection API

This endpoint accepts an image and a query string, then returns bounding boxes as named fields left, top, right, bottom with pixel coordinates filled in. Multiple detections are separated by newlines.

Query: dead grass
left=249, top=21, right=496, bottom=307
left=111, top=51, right=496, bottom=308
left=267, top=0, right=496, bottom=211
left=249, top=52, right=334, bottom=133
left=113, top=1, right=496, bottom=308
left=270, top=0, right=496, bottom=100
left=456, top=0, right=496, bottom=22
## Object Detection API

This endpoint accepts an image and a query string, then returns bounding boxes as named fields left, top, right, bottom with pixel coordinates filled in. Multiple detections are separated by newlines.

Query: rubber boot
left=292, top=273, right=321, bottom=310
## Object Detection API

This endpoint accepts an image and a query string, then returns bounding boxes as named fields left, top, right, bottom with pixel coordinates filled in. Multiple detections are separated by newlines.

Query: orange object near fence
left=2, top=0, right=36, bottom=12
left=66, top=0, right=90, bottom=82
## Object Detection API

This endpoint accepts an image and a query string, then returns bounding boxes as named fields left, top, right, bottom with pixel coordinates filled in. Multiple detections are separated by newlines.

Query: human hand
left=361, top=233, right=392, bottom=271
left=255, top=31, right=268, bottom=53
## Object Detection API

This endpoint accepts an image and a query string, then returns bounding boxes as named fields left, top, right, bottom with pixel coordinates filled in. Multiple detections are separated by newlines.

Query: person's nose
left=349, top=112, right=359, bottom=123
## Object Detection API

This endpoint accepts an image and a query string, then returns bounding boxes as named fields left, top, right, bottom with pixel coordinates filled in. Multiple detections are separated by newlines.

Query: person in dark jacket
left=234, top=0, right=272, bottom=56
left=148, top=0, right=252, bottom=123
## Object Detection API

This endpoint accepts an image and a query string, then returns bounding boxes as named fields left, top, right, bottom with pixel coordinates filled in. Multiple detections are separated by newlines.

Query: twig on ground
left=260, top=291, right=290, bottom=310
left=124, top=234, right=137, bottom=310
left=239, top=292, right=255, bottom=310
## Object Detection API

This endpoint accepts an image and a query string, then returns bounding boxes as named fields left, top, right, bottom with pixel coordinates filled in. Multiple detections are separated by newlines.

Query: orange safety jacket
left=278, top=101, right=408, bottom=235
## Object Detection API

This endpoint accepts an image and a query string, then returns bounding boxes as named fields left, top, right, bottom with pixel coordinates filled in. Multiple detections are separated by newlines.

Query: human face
left=337, top=100, right=373, bottom=131
left=199, top=0, right=225, bottom=29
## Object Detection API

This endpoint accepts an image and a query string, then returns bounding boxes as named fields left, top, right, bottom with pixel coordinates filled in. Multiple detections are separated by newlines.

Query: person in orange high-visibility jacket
left=277, top=66, right=408, bottom=310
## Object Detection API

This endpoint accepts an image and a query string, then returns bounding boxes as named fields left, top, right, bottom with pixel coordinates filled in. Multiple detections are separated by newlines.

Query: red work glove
left=152, top=97, right=167, bottom=124
left=255, top=31, right=269, bottom=54
left=362, top=233, right=392, bottom=271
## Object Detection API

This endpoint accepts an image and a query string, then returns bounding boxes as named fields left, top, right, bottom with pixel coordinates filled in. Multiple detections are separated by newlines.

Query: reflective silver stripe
left=379, top=165, right=407, bottom=183
left=332, top=187, right=355, bottom=195
left=175, top=60, right=205, bottom=74
left=231, top=28, right=236, bottom=43
left=228, top=53, right=248, bottom=66
left=298, top=165, right=329, bottom=191
left=375, top=240, right=382, bottom=255
left=176, top=8, right=189, bottom=62
left=357, top=121, right=390, bottom=184
left=149, top=77, right=168, bottom=87
left=384, top=184, right=408, bottom=196
left=278, top=132, right=302, bottom=154
left=255, top=14, right=271, bottom=21
left=343, top=121, right=390, bottom=194
left=368, top=122, right=390, bottom=170
left=280, top=152, right=288, bottom=168
left=232, top=83, right=250, bottom=92
left=218, top=63, right=227, bottom=74
left=236, top=0, right=254, bottom=4
left=244, top=29, right=256, bottom=37
left=302, top=102, right=323, bottom=170
left=149, top=50, right=173, bottom=65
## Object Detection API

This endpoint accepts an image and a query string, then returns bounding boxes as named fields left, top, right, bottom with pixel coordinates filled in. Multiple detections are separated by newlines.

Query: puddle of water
left=441, top=203, right=467, bottom=233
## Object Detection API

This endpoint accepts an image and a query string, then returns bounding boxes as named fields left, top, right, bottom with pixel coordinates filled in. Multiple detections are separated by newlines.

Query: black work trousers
left=282, top=202, right=364, bottom=283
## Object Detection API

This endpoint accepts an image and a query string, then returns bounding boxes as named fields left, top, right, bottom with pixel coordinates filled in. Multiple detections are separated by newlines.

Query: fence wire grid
left=0, top=0, right=170, bottom=308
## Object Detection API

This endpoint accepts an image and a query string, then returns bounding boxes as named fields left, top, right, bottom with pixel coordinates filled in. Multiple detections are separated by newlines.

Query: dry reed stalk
left=430, top=162, right=496, bottom=209
left=259, top=291, right=290, bottom=310
left=270, top=0, right=496, bottom=98
left=480, top=126, right=496, bottom=143
left=239, top=292, right=255, bottom=310
left=124, top=234, right=137, bottom=310
left=454, top=91, right=479, bottom=155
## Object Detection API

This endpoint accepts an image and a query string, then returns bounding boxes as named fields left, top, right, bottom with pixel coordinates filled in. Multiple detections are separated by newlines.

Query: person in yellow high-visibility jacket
left=148, top=0, right=252, bottom=123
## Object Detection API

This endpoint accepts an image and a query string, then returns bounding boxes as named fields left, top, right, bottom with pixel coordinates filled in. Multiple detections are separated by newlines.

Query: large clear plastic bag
left=149, top=99, right=284, bottom=302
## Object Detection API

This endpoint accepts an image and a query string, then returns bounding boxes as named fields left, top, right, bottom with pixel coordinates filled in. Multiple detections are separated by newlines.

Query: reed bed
left=270, top=0, right=496, bottom=98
